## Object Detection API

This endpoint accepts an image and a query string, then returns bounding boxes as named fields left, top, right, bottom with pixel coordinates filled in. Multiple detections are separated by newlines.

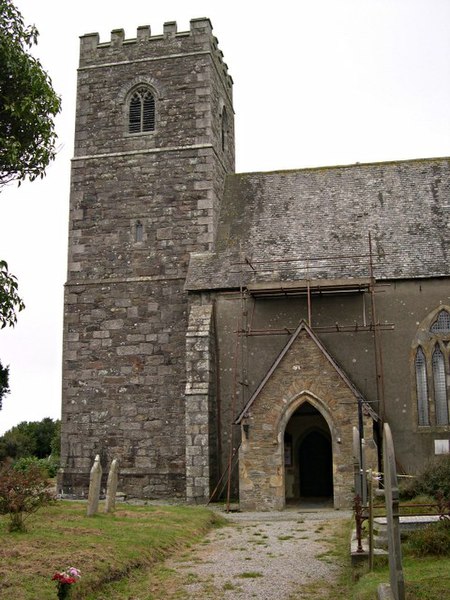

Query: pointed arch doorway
left=284, top=402, right=333, bottom=504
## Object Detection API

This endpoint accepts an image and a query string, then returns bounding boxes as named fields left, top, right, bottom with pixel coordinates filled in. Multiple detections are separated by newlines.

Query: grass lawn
left=353, top=554, right=450, bottom=600
left=1, top=501, right=448, bottom=599
left=0, top=501, right=224, bottom=600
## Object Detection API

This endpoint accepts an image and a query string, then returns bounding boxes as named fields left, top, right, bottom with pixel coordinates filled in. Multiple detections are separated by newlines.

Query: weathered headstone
left=104, top=459, right=119, bottom=513
left=87, top=454, right=102, bottom=517
left=381, top=423, right=405, bottom=600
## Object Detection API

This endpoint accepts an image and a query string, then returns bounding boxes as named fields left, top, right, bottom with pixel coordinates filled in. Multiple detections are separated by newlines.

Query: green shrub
left=14, top=455, right=59, bottom=478
left=406, top=520, right=450, bottom=557
left=401, top=455, right=450, bottom=499
left=13, top=455, right=43, bottom=473
left=397, top=494, right=436, bottom=514
left=0, top=463, right=55, bottom=532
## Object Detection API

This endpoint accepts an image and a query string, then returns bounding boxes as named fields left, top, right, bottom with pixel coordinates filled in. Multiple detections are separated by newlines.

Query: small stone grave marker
left=105, top=459, right=119, bottom=513
left=87, top=454, right=102, bottom=517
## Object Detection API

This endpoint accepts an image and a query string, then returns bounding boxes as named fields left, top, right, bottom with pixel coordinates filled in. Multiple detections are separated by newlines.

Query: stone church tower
left=59, top=19, right=234, bottom=497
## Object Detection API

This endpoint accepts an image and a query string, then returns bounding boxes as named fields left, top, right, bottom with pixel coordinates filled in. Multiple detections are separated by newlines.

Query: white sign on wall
left=434, top=439, right=450, bottom=455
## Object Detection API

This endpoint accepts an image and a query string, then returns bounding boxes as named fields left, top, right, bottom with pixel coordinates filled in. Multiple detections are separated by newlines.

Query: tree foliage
left=0, top=260, right=23, bottom=408
left=0, top=259, right=24, bottom=328
left=0, top=359, right=9, bottom=410
left=0, top=417, right=60, bottom=462
left=0, top=0, right=61, bottom=185
left=0, top=426, right=36, bottom=460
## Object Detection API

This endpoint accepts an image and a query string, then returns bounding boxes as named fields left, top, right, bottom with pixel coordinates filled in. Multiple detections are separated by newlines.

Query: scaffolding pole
left=369, top=232, right=386, bottom=421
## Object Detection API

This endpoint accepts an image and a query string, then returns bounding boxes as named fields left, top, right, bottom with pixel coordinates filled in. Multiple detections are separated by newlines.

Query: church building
left=59, top=19, right=450, bottom=510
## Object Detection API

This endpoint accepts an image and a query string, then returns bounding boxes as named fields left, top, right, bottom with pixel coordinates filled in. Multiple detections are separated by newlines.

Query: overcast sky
left=0, top=0, right=449, bottom=435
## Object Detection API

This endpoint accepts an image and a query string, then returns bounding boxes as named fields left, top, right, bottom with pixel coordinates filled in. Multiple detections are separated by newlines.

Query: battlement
left=79, top=18, right=232, bottom=89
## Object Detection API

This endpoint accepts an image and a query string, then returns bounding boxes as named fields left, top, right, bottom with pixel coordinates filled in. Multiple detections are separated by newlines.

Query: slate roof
left=186, top=157, right=450, bottom=290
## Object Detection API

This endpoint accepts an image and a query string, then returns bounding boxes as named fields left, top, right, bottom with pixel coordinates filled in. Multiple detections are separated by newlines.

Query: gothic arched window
left=415, top=347, right=429, bottom=426
left=128, top=87, right=155, bottom=134
left=432, top=345, right=449, bottom=425
left=414, top=309, right=450, bottom=427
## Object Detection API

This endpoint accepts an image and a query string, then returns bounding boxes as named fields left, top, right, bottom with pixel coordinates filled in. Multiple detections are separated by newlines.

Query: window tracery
left=128, top=86, right=155, bottom=134
left=414, top=309, right=450, bottom=427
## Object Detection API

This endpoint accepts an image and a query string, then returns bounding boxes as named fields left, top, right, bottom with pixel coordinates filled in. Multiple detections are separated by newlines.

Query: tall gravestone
left=87, top=454, right=102, bottom=517
left=105, top=459, right=119, bottom=513
left=381, top=423, right=405, bottom=600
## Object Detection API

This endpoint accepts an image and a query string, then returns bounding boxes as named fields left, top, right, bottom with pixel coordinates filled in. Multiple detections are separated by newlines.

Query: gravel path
left=164, top=507, right=351, bottom=600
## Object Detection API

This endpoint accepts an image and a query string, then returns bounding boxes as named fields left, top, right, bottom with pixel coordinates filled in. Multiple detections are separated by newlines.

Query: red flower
left=52, top=572, right=76, bottom=585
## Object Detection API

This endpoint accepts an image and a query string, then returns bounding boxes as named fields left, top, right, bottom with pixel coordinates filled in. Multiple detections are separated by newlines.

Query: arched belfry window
left=415, top=347, right=429, bottom=426
left=413, top=308, right=450, bottom=427
left=129, top=87, right=155, bottom=134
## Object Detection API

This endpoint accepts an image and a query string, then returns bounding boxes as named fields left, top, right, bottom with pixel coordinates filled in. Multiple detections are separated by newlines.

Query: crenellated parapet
left=79, top=18, right=233, bottom=91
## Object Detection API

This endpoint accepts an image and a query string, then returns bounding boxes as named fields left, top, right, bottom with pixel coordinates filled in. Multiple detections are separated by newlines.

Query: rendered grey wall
left=213, top=278, right=450, bottom=482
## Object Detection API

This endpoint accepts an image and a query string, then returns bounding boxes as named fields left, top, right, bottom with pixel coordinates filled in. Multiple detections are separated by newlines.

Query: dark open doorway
left=299, top=430, right=333, bottom=497
left=284, top=401, right=333, bottom=504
